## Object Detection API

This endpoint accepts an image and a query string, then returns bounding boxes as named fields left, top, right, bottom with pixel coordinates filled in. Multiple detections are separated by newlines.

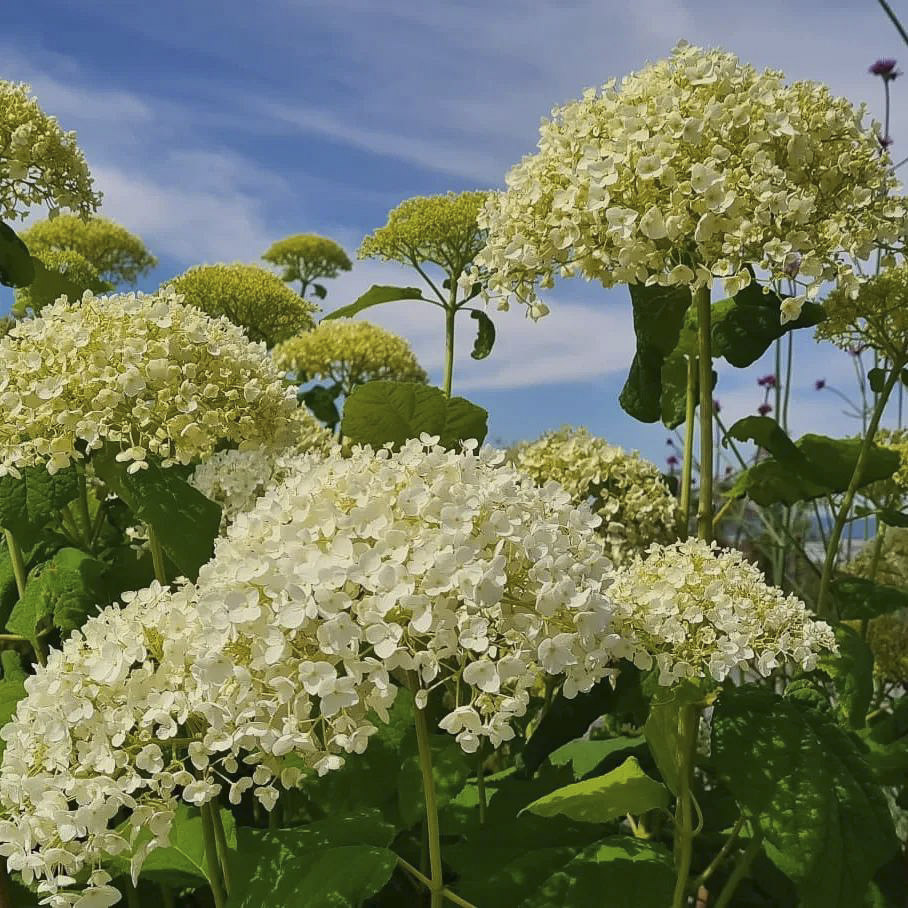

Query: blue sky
left=1, top=0, right=906, bottom=466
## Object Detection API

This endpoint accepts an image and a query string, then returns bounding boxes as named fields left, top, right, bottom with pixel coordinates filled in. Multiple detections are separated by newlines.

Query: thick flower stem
left=679, top=355, right=697, bottom=539
left=671, top=704, right=699, bottom=908
left=211, top=802, right=232, bottom=895
left=816, top=364, right=901, bottom=619
left=443, top=305, right=456, bottom=398
left=200, top=802, right=227, bottom=908
left=3, top=530, right=27, bottom=601
left=147, top=524, right=168, bottom=586
left=408, top=675, right=445, bottom=908
left=695, top=286, right=714, bottom=541
left=713, top=828, right=763, bottom=908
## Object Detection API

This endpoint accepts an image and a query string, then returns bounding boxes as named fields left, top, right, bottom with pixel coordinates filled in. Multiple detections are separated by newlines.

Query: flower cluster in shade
left=164, top=264, right=318, bottom=349
left=0, top=289, right=300, bottom=477
left=867, top=612, right=908, bottom=686
left=817, top=264, right=908, bottom=362
left=607, top=539, right=837, bottom=685
left=466, top=42, right=904, bottom=323
left=0, top=439, right=623, bottom=905
left=273, top=320, right=428, bottom=396
left=0, top=81, right=101, bottom=221
left=512, top=427, right=677, bottom=566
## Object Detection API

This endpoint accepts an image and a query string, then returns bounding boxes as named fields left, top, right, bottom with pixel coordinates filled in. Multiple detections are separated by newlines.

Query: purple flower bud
left=870, top=58, right=900, bottom=79
left=758, top=403, right=772, bottom=416
left=757, top=374, right=777, bottom=388
left=877, top=133, right=894, bottom=149
left=666, top=438, right=675, bottom=446
left=713, top=399, right=721, bottom=414
left=667, top=455, right=679, bottom=467
left=815, top=379, right=826, bottom=391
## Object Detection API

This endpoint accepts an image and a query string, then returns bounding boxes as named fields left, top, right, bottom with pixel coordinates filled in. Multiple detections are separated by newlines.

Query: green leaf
left=300, top=383, right=341, bottom=427
left=819, top=624, right=874, bottom=728
left=341, top=381, right=488, bottom=450
left=92, top=447, right=221, bottom=581
left=549, top=735, right=647, bottom=780
left=322, top=285, right=428, bottom=320
left=312, top=283, right=327, bottom=300
left=0, top=651, right=26, bottom=759
left=878, top=508, right=908, bottom=528
left=522, top=757, right=669, bottom=824
left=16, top=255, right=104, bottom=316
left=520, top=837, right=674, bottom=908
left=831, top=575, right=908, bottom=620
left=619, top=283, right=693, bottom=423
left=711, top=687, right=899, bottom=908
left=226, top=820, right=397, bottom=908
left=0, top=466, right=80, bottom=549
left=726, top=416, right=806, bottom=468
left=642, top=680, right=705, bottom=795
left=868, top=368, right=887, bottom=394
left=398, top=733, right=472, bottom=827
left=659, top=349, right=693, bottom=430
left=6, top=547, right=106, bottom=644
left=469, top=309, right=496, bottom=360
left=0, top=221, right=35, bottom=287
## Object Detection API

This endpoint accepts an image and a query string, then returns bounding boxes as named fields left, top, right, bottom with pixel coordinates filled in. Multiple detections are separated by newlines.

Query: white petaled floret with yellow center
left=0, top=438, right=625, bottom=906
left=0, top=288, right=301, bottom=477
left=466, top=41, right=905, bottom=324
left=513, top=427, right=677, bottom=566
left=607, top=538, right=837, bottom=686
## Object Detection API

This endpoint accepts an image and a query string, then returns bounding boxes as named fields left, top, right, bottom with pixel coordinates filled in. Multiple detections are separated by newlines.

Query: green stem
left=408, top=674, right=445, bottom=908
left=695, top=285, right=714, bottom=541
left=200, top=803, right=227, bottom=908
left=713, top=828, right=763, bottom=908
left=679, top=355, right=697, bottom=540
left=396, top=859, right=480, bottom=908
left=76, top=469, right=93, bottom=546
left=443, top=305, right=456, bottom=398
left=692, top=815, right=745, bottom=891
left=147, top=524, right=168, bottom=586
left=160, top=884, right=175, bottom=908
left=877, top=0, right=908, bottom=47
left=816, top=364, right=901, bottom=619
left=3, top=530, right=27, bottom=599
left=211, top=801, right=232, bottom=895
left=476, top=741, right=487, bottom=826
left=671, top=705, right=700, bottom=908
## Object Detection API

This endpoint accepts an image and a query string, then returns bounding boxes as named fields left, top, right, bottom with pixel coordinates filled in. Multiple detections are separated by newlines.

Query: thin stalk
left=395, top=861, right=480, bottom=908
left=713, top=828, right=763, bottom=908
left=692, top=816, right=745, bottom=891
left=160, top=885, right=175, bottom=908
left=76, top=469, right=93, bottom=546
left=409, top=674, right=445, bottom=908
left=877, top=0, right=908, bottom=48
left=816, top=365, right=902, bottom=619
left=211, top=802, right=232, bottom=894
left=694, top=286, right=714, bottom=540
left=4, top=530, right=27, bottom=599
left=89, top=501, right=107, bottom=551
left=679, top=355, right=697, bottom=540
left=476, top=741, right=487, bottom=825
left=442, top=305, right=456, bottom=398
left=147, top=524, right=168, bottom=586
left=671, top=705, right=699, bottom=908
left=200, top=803, right=227, bottom=908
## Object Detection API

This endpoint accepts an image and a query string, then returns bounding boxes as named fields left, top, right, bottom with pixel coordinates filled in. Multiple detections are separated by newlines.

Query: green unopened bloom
left=867, top=613, right=908, bottom=685
left=274, top=320, right=427, bottom=396
left=12, top=247, right=111, bottom=316
left=262, top=233, right=352, bottom=299
left=164, top=263, right=318, bottom=348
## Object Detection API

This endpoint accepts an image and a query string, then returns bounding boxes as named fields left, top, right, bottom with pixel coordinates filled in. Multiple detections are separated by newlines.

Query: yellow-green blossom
left=274, top=320, right=428, bottom=395
left=867, top=613, right=908, bottom=685
left=262, top=233, right=352, bottom=298
left=0, top=80, right=101, bottom=221
left=12, top=247, right=111, bottom=316
left=0, top=288, right=299, bottom=476
left=471, top=42, right=904, bottom=323
left=164, top=263, right=318, bottom=348
left=513, top=426, right=677, bottom=565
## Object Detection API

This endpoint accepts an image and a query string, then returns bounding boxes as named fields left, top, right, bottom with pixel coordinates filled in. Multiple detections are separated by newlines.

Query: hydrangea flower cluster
left=0, top=439, right=622, bottom=905
left=273, top=320, right=428, bottom=396
left=513, top=427, right=677, bottom=565
left=0, top=81, right=101, bottom=221
left=468, top=42, right=904, bottom=323
left=12, top=247, right=111, bottom=317
left=607, top=539, right=836, bottom=685
left=0, top=288, right=300, bottom=476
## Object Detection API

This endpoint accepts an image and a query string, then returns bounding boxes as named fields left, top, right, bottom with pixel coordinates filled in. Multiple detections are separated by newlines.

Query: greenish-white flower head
left=608, top=538, right=836, bottom=685
left=513, top=427, right=677, bottom=566
left=273, top=319, right=428, bottom=395
left=470, top=42, right=904, bottom=323
left=0, top=288, right=300, bottom=476
left=0, top=81, right=101, bottom=221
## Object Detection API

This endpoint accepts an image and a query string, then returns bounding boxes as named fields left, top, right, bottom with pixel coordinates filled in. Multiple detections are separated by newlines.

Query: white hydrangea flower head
left=0, top=439, right=622, bottom=905
left=469, top=42, right=905, bottom=323
left=0, top=288, right=300, bottom=477
left=513, top=427, right=677, bottom=565
left=607, top=538, right=837, bottom=685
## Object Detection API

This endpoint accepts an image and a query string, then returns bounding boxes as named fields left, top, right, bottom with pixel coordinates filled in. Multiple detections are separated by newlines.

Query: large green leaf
left=819, top=624, right=874, bottom=729
left=469, top=310, right=496, bottom=360
left=322, top=285, right=428, bottom=321
left=92, top=447, right=221, bottom=581
left=0, top=651, right=26, bottom=759
left=831, top=575, right=908, bottom=620
left=6, top=547, right=106, bottom=644
left=341, top=381, right=488, bottom=450
left=0, top=465, right=80, bottom=549
left=226, top=814, right=397, bottom=908
left=548, top=735, right=647, bottom=780
left=0, top=221, right=35, bottom=288
left=711, top=687, right=898, bottom=908
left=522, top=757, right=669, bottom=824
left=520, top=837, right=674, bottom=908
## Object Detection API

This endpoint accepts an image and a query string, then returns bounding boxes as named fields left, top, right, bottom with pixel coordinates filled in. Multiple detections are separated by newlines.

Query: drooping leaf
left=92, top=447, right=221, bottom=581
left=311, top=283, right=327, bottom=300
left=469, top=309, right=496, bottom=360
left=299, top=383, right=341, bottom=427
left=819, top=624, right=874, bottom=729
left=322, top=285, right=428, bottom=321
left=6, top=547, right=106, bottom=644
left=548, top=735, right=647, bottom=780
left=0, top=465, right=80, bottom=549
left=0, top=221, right=35, bottom=287
left=831, top=575, right=908, bottom=620
left=879, top=508, right=908, bottom=528
left=867, top=368, right=886, bottom=394
left=341, top=381, right=488, bottom=450
left=711, top=687, right=898, bottom=908
left=522, top=757, right=669, bottom=824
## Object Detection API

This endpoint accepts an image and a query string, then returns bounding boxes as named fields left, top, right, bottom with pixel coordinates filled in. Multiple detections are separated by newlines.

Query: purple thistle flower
left=667, top=454, right=679, bottom=467
left=815, top=379, right=826, bottom=391
left=757, top=374, right=777, bottom=388
left=758, top=403, right=773, bottom=416
left=713, top=399, right=721, bottom=414
left=878, top=133, right=895, bottom=150
left=870, top=58, right=900, bottom=79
